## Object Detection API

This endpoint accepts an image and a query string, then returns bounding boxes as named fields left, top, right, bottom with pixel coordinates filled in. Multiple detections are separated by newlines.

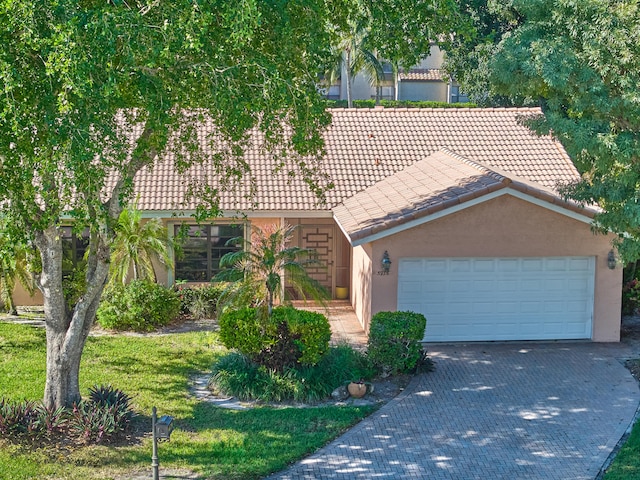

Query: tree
left=0, top=0, right=334, bottom=409
left=441, top=0, right=523, bottom=106
left=108, top=202, right=173, bottom=287
left=325, top=16, right=385, bottom=107
left=0, top=0, right=466, bottom=411
left=325, top=0, right=461, bottom=106
left=215, top=224, right=329, bottom=316
left=487, top=0, right=640, bottom=260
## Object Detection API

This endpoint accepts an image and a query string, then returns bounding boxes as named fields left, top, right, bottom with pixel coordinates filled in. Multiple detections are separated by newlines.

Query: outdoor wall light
left=381, top=250, right=392, bottom=274
left=607, top=250, right=617, bottom=270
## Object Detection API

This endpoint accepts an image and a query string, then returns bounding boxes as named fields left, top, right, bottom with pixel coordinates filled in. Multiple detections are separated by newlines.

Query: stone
left=331, top=385, right=349, bottom=401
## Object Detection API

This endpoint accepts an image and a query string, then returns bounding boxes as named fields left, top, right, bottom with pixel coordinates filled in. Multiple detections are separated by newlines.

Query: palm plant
left=214, top=224, right=329, bottom=316
left=325, top=15, right=386, bottom=107
left=108, top=202, right=174, bottom=287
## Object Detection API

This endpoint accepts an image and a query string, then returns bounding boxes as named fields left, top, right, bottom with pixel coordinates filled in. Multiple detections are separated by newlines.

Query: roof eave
left=338, top=188, right=597, bottom=247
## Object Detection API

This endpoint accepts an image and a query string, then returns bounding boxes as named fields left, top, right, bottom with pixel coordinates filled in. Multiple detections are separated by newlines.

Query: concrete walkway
left=268, top=342, right=640, bottom=480
left=292, top=300, right=368, bottom=349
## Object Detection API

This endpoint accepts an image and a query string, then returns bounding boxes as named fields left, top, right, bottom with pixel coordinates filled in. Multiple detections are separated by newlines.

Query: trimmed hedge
left=97, top=280, right=180, bottom=332
left=325, top=99, right=477, bottom=109
left=218, top=306, right=331, bottom=369
left=367, top=311, right=427, bottom=375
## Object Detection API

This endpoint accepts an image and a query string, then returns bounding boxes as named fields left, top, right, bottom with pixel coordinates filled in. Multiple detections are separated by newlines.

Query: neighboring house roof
left=131, top=107, right=580, bottom=214
left=333, top=148, right=596, bottom=245
left=398, top=69, right=446, bottom=81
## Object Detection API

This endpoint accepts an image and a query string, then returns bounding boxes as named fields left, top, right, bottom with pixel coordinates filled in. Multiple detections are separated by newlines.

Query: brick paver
left=267, top=343, right=640, bottom=480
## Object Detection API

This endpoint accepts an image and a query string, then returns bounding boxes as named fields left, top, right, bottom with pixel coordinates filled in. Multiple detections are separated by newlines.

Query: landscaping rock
left=331, top=385, right=349, bottom=401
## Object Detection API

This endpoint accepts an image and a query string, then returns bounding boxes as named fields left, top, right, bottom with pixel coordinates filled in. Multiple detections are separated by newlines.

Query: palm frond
left=108, top=202, right=174, bottom=287
left=213, top=223, right=330, bottom=315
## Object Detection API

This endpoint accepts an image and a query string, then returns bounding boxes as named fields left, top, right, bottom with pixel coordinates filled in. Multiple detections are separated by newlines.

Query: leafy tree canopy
left=0, top=0, right=461, bottom=409
left=0, top=0, right=334, bottom=409
left=487, top=0, right=640, bottom=260
left=442, top=0, right=523, bottom=106
left=327, top=0, right=461, bottom=74
left=0, top=0, right=333, bottom=234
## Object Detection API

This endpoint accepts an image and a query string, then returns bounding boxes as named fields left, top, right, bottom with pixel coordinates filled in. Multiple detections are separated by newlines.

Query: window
left=450, top=85, right=469, bottom=104
left=174, top=223, right=244, bottom=282
left=371, top=85, right=395, bottom=100
left=61, top=226, right=90, bottom=276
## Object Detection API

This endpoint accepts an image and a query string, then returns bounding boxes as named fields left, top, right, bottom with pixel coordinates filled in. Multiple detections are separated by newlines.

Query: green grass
left=0, top=322, right=375, bottom=480
left=605, top=426, right=640, bottom=479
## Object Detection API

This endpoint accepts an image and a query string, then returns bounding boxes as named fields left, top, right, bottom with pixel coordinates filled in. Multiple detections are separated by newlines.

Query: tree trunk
left=345, top=49, right=353, bottom=108
left=267, top=288, right=274, bottom=317
left=35, top=225, right=111, bottom=409
left=6, top=287, right=17, bottom=316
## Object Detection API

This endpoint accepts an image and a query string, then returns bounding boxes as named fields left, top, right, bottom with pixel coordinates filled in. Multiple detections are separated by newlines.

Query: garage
left=397, top=256, right=595, bottom=342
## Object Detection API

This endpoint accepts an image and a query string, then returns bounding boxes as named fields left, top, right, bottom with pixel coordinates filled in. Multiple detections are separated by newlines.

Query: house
left=327, top=45, right=468, bottom=104
left=14, top=107, right=621, bottom=342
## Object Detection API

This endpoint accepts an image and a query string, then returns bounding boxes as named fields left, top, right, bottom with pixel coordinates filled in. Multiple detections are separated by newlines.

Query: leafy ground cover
left=0, top=322, right=374, bottom=480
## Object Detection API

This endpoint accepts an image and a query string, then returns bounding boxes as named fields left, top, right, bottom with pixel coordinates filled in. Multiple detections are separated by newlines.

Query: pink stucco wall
left=352, top=244, right=372, bottom=328
left=354, top=194, right=621, bottom=342
left=12, top=281, right=43, bottom=306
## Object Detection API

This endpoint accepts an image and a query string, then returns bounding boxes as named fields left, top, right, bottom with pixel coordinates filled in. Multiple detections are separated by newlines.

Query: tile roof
left=130, top=107, right=580, bottom=215
left=398, top=68, right=446, bottom=81
left=333, top=148, right=596, bottom=244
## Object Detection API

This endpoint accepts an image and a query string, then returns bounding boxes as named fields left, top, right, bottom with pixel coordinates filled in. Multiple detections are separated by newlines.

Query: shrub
left=0, top=398, right=41, bottom=438
left=218, top=307, right=275, bottom=357
left=209, top=345, right=375, bottom=403
left=314, top=343, right=376, bottom=385
left=0, top=398, right=69, bottom=441
left=367, top=311, right=427, bottom=375
left=62, top=265, right=87, bottom=309
left=0, top=385, right=132, bottom=445
left=70, top=385, right=134, bottom=444
left=209, top=352, right=266, bottom=400
left=271, top=307, right=332, bottom=366
left=176, top=283, right=225, bottom=319
left=88, top=384, right=133, bottom=410
left=218, top=306, right=331, bottom=370
left=253, top=321, right=303, bottom=371
left=97, top=280, right=180, bottom=331
left=622, top=279, right=640, bottom=315
left=324, top=99, right=477, bottom=109
left=34, top=404, right=69, bottom=438
left=69, top=397, right=133, bottom=444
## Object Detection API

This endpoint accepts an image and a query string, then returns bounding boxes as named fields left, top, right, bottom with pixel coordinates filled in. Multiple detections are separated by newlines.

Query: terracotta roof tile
left=398, top=68, right=446, bottom=81
left=128, top=107, right=580, bottom=214
left=333, top=148, right=595, bottom=244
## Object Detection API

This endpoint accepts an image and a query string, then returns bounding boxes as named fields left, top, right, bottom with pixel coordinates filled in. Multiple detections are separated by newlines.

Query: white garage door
left=398, top=257, right=595, bottom=342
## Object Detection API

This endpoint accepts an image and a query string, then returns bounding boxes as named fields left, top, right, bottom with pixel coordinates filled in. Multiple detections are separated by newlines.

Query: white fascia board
left=334, top=215, right=355, bottom=244
left=347, top=188, right=595, bottom=247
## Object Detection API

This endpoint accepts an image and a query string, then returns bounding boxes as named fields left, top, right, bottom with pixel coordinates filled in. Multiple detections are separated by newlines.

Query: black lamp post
left=152, top=406, right=174, bottom=480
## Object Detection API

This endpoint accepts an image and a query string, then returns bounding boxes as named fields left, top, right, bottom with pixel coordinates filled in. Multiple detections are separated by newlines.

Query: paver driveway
left=268, top=343, right=640, bottom=480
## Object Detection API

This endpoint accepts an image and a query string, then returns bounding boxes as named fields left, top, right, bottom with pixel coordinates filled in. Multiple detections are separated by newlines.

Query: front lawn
left=0, top=322, right=374, bottom=480
left=604, top=359, right=640, bottom=480
left=604, top=422, right=640, bottom=479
